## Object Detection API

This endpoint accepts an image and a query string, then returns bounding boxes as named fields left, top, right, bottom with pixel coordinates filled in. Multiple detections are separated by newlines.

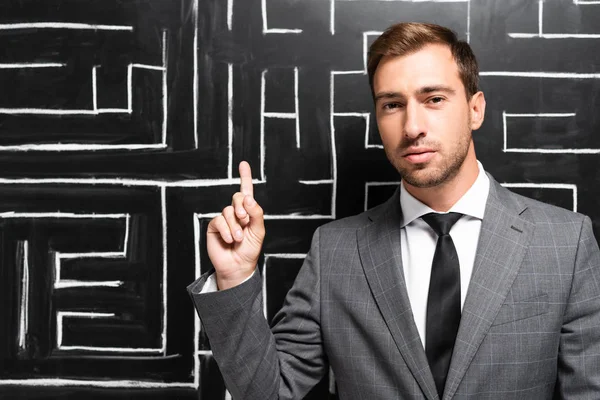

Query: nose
left=403, top=101, right=426, bottom=139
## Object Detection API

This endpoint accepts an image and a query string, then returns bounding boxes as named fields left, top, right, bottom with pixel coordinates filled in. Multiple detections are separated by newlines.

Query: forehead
left=373, top=44, right=463, bottom=94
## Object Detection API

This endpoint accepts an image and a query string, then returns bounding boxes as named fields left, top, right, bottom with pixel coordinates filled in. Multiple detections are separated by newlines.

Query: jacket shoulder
left=506, top=188, right=586, bottom=225
left=318, top=200, right=391, bottom=232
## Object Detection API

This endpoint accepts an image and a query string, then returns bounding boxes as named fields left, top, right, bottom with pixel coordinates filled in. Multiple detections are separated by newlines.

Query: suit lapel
left=357, top=190, right=438, bottom=400
left=443, top=176, right=534, bottom=400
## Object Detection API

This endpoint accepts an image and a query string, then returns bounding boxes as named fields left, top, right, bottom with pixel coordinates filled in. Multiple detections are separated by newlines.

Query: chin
left=403, top=176, right=444, bottom=188
left=399, top=166, right=448, bottom=188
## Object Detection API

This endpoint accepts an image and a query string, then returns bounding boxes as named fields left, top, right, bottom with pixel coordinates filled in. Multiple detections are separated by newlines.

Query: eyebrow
left=374, top=85, right=457, bottom=103
left=374, top=92, right=405, bottom=103
left=417, top=85, right=456, bottom=96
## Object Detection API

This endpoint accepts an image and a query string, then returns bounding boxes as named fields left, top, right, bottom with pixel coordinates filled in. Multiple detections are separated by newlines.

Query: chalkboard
left=1, top=0, right=599, bottom=399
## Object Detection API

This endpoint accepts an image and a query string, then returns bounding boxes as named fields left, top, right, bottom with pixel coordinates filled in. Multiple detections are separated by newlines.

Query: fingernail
left=237, top=207, right=246, bottom=216
left=246, top=197, right=256, bottom=206
left=235, top=230, right=243, bottom=239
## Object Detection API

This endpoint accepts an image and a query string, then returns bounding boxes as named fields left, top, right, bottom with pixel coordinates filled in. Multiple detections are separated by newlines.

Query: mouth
left=402, top=148, right=436, bottom=164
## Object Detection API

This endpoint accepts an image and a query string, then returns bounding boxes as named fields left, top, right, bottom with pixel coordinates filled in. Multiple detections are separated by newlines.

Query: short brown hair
left=367, top=22, right=479, bottom=98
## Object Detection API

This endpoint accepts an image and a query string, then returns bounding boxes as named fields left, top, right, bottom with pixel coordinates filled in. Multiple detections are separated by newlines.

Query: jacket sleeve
left=187, top=228, right=327, bottom=399
left=556, top=216, right=600, bottom=397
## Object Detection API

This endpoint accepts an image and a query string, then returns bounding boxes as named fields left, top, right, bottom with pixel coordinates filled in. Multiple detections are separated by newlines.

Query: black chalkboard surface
left=0, top=0, right=599, bottom=398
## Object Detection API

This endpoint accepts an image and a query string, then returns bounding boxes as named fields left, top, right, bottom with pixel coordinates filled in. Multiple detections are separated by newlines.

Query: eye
left=382, top=102, right=403, bottom=111
left=429, top=96, right=445, bottom=104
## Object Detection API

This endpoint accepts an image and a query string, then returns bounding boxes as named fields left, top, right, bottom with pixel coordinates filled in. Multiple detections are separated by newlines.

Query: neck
left=404, top=148, right=479, bottom=212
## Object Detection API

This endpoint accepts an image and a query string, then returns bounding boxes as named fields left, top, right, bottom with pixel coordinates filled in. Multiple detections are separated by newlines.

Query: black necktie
left=422, top=212, right=463, bottom=398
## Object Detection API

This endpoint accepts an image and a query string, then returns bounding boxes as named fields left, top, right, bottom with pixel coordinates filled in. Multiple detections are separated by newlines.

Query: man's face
left=373, top=44, right=483, bottom=189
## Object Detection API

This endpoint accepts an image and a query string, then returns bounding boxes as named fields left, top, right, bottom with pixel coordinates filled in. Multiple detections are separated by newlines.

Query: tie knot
left=422, top=212, right=463, bottom=236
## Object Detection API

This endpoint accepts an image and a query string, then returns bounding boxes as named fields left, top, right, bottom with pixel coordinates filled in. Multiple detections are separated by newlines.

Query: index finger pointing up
left=239, top=161, right=254, bottom=196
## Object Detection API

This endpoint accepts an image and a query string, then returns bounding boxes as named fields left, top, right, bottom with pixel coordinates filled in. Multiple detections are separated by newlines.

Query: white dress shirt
left=401, top=161, right=489, bottom=347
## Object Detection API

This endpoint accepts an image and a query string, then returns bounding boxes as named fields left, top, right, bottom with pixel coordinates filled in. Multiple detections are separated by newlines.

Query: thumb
left=244, top=195, right=265, bottom=238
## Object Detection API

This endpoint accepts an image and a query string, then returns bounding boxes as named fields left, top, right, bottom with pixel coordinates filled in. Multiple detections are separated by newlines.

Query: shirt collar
left=399, top=161, right=490, bottom=228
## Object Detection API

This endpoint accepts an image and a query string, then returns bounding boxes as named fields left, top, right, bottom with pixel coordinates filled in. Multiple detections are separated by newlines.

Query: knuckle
left=215, top=215, right=227, bottom=228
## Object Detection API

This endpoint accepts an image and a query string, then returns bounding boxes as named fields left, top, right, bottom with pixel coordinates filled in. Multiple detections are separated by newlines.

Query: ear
left=469, top=91, right=486, bottom=130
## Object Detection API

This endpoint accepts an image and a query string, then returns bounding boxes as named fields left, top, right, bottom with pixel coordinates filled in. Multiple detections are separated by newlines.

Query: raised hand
left=206, top=161, right=265, bottom=290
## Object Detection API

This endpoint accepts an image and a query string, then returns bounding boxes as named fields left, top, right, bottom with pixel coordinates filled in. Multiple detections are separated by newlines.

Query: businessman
left=188, top=22, right=600, bottom=399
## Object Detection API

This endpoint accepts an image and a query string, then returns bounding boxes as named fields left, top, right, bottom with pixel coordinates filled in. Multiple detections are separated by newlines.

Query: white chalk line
left=55, top=280, right=123, bottom=289
left=504, top=113, right=577, bottom=117
left=263, top=112, right=296, bottom=119
left=509, top=33, right=600, bottom=39
left=56, top=311, right=115, bottom=350
left=161, top=30, right=168, bottom=147
left=265, top=28, right=302, bottom=34
left=332, top=70, right=365, bottom=76
left=330, top=0, right=336, bottom=34
left=502, top=183, right=577, bottom=212
left=0, top=23, right=133, bottom=31
left=228, top=63, right=234, bottom=178
left=260, top=70, right=267, bottom=180
left=195, top=213, right=334, bottom=220
left=335, top=0, right=468, bottom=2
left=299, top=180, right=335, bottom=185
left=480, top=71, right=600, bottom=78
left=0, top=177, right=263, bottom=187
left=505, top=148, right=600, bottom=154
left=161, top=186, right=168, bottom=355
left=0, top=379, right=194, bottom=388
left=294, top=67, right=300, bottom=149
left=0, top=212, right=126, bottom=219
left=467, top=0, right=471, bottom=43
left=0, top=108, right=128, bottom=115
left=330, top=72, right=340, bottom=218
left=363, top=32, right=383, bottom=73
left=193, top=217, right=202, bottom=388
left=193, top=0, right=199, bottom=149
left=0, top=63, right=65, bottom=69
left=227, top=0, right=233, bottom=30
left=501, top=111, right=593, bottom=154
left=0, top=144, right=167, bottom=151
left=18, top=241, right=29, bottom=351
left=539, top=0, right=543, bottom=35
left=262, top=0, right=302, bottom=34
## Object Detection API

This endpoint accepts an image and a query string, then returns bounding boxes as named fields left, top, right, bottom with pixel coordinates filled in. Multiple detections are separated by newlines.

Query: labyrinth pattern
left=0, top=0, right=598, bottom=398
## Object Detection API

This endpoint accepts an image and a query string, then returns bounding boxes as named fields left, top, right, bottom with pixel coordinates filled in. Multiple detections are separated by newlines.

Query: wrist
left=215, top=268, right=256, bottom=291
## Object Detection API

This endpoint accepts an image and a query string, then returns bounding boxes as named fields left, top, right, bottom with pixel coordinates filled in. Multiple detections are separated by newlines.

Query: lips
left=403, top=148, right=435, bottom=164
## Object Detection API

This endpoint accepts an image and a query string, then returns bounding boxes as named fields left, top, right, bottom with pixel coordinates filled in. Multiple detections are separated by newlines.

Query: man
left=188, top=22, right=600, bottom=399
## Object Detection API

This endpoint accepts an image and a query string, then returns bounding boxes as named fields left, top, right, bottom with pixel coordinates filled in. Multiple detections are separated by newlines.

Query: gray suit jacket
left=188, top=175, right=600, bottom=399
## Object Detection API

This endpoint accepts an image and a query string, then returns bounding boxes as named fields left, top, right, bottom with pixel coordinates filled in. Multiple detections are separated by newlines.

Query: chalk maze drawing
left=0, top=23, right=168, bottom=151
left=0, top=0, right=597, bottom=398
